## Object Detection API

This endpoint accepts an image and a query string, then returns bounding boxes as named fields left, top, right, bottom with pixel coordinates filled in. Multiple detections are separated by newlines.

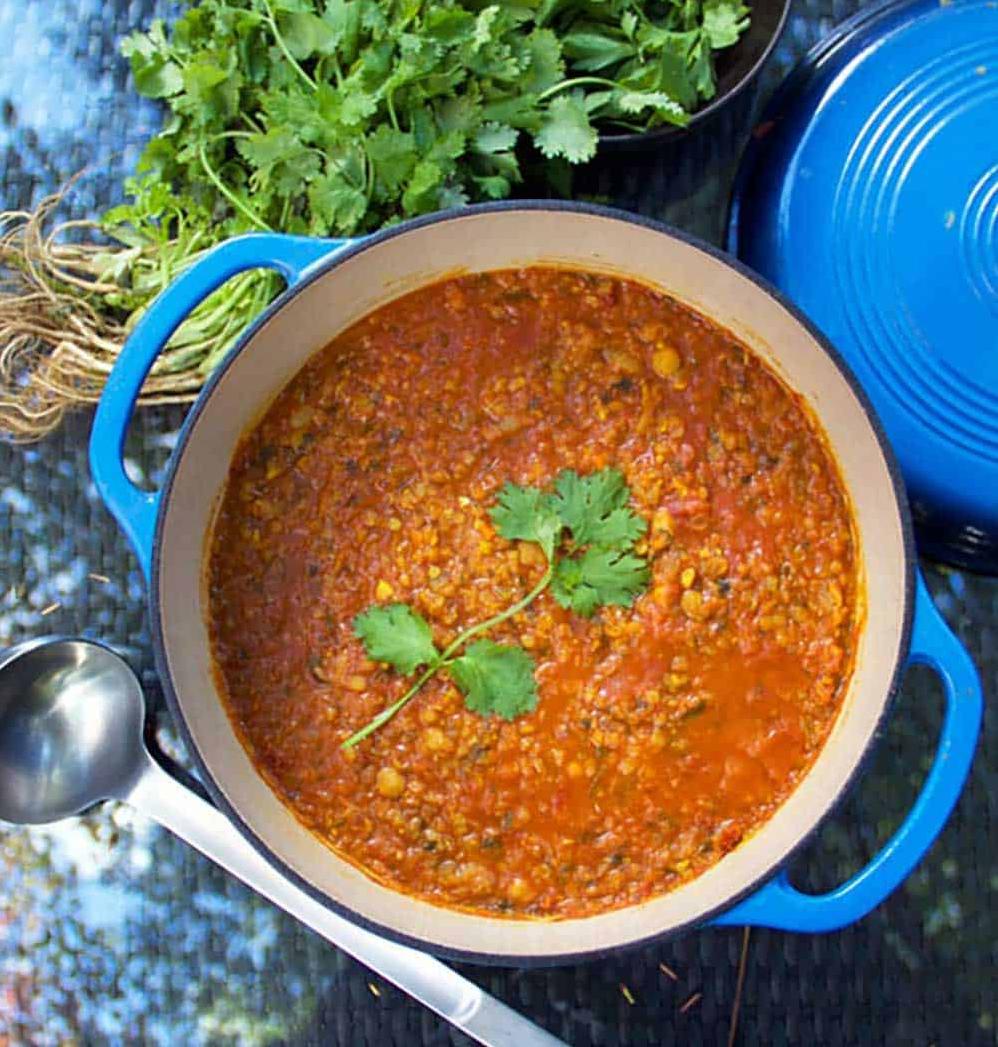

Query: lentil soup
left=207, top=267, right=859, bottom=919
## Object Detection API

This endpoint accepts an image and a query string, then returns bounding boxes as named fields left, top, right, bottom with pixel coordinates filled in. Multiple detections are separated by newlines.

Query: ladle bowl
left=0, top=638, right=145, bottom=824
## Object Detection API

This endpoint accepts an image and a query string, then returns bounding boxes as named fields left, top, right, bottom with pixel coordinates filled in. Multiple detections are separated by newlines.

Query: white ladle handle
left=124, top=752, right=565, bottom=1047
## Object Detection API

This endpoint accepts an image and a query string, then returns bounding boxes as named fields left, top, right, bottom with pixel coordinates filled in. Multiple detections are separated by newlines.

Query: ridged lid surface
left=730, top=0, right=998, bottom=569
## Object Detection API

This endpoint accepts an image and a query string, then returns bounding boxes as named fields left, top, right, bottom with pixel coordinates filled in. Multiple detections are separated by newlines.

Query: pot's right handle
left=90, top=233, right=350, bottom=580
left=712, top=571, right=981, bottom=932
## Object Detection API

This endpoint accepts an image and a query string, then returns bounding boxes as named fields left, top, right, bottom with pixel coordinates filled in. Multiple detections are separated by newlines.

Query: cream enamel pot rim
left=89, top=202, right=982, bottom=965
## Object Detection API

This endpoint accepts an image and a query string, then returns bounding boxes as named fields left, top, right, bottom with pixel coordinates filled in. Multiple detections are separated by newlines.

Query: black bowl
left=597, top=0, right=792, bottom=152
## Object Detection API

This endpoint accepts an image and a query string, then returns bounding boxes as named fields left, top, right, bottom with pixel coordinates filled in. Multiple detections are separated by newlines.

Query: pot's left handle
left=712, top=572, right=981, bottom=932
left=90, top=234, right=350, bottom=580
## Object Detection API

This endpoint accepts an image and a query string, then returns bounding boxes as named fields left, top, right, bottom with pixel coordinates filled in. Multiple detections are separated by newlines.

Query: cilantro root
left=342, top=467, right=650, bottom=748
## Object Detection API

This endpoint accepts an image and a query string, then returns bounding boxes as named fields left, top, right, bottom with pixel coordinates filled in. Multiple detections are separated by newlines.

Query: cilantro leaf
left=551, top=548, right=651, bottom=617
left=338, top=83, right=379, bottom=127
left=688, top=36, right=717, bottom=101
left=262, top=84, right=325, bottom=141
left=354, top=603, right=439, bottom=674
left=634, top=27, right=701, bottom=110
left=450, top=640, right=539, bottom=720
left=138, top=59, right=185, bottom=99
left=550, top=468, right=645, bottom=548
left=535, top=93, right=598, bottom=164
left=308, top=172, right=367, bottom=234
left=560, top=30, right=636, bottom=72
left=436, top=94, right=484, bottom=135
left=703, top=0, right=751, bottom=49
left=236, top=127, right=320, bottom=194
left=481, top=93, right=543, bottom=131
left=489, top=481, right=563, bottom=560
left=616, top=90, right=688, bottom=126
left=473, top=174, right=511, bottom=199
left=439, top=183, right=471, bottom=208
left=402, top=159, right=444, bottom=215
left=423, top=7, right=476, bottom=46
left=426, top=128, right=467, bottom=166
left=278, top=11, right=338, bottom=59
left=366, top=125, right=417, bottom=196
left=121, top=30, right=185, bottom=100
left=179, top=61, right=241, bottom=125
left=121, top=27, right=185, bottom=99
left=472, top=122, right=519, bottom=154
left=519, top=28, right=565, bottom=93
left=472, top=5, right=502, bottom=50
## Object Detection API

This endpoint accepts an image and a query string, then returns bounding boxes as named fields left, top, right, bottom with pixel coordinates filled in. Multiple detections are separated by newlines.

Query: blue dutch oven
left=89, top=203, right=981, bottom=963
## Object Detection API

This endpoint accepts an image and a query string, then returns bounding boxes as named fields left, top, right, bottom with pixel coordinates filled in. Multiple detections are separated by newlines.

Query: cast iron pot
left=90, top=203, right=981, bottom=965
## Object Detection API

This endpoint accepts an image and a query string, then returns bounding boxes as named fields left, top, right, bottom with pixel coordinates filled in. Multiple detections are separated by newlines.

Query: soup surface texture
left=207, top=267, right=858, bottom=918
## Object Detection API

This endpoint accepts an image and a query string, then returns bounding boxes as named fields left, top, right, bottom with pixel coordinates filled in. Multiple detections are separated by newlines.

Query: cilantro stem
left=261, top=0, right=316, bottom=90
left=197, top=143, right=272, bottom=232
left=341, top=564, right=553, bottom=749
left=341, top=661, right=440, bottom=749
left=241, top=112, right=265, bottom=134
left=437, top=565, right=553, bottom=662
left=386, top=90, right=400, bottom=132
left=537, top=76, right=621, bottom=101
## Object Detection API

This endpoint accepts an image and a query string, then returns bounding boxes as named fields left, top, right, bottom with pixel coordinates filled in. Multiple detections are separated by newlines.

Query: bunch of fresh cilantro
left=344, top=468, right=650, bottom=747
left=115, top=0, right=750, bottom=243
left=4, top=0, right=749, bottom=436
left=34, top=0, right=746, bottom=400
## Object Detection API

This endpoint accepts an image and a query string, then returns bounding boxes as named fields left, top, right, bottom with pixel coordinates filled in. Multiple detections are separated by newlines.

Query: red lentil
left=207, top=267, right=858, bottom=919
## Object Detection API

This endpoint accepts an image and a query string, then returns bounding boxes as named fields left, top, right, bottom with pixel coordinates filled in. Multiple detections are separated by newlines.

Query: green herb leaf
left=423, top=7, right=476, bottom=46
left=354, top=603, right=439, bottom=673
left=278, top=11, right=339, bottom=59
left=401, top=159, right=444, bottom=214
left=551, top=547, right=651, bottom=617
left=638, top=28, right=701, bottom=110
left=535, top=93, right=598, bottom=163
left=519, top=28, right=565, bottom=92
left=550, top=468, right=646, bottom=548
left=703, top=0, right=751, bottom=49
left=308, top=172, right=367, bottom=233
left=472, top=121, right=519, bottom=155
left=616, top=90, right=687, bottom=125
left=365, top=125, right=417, bottom=196
left=481, top=93, right=543, bottom=131
left=450, top=640, right=539, bottom=720
left=471, top=5, right=499, bottom=48
left=560, top=29, right=636, bottom=72
left=472, top=174, right=511, bottom=199
left=121, top=28, right=185, bottom=99
left=688, top=37, right=717, bottom=100
left=236, top=128, right=311, bottom=185
left=489, top=481, right=563, bottom=560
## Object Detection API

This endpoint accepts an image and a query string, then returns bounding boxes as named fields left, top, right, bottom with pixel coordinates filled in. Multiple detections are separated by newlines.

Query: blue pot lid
left=729, top=0, right=998, bottom=571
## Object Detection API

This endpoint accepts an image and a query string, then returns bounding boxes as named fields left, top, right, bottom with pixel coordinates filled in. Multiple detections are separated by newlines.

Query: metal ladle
left=0, top=637, right=564, bottom=1047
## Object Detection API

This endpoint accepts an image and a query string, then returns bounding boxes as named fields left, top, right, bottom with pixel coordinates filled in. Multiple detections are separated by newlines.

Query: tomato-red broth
left=207, top=267, right=858, bottom=918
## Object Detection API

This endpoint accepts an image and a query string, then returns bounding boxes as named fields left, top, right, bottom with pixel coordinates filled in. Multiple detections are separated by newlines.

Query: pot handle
left=90, top=234, right=350, bottom=579
left=712, top=571, right=981, bottom=932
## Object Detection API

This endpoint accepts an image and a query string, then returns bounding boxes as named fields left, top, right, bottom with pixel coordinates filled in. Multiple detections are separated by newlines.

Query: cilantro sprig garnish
left=342, top=468, right=649, bottom=747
